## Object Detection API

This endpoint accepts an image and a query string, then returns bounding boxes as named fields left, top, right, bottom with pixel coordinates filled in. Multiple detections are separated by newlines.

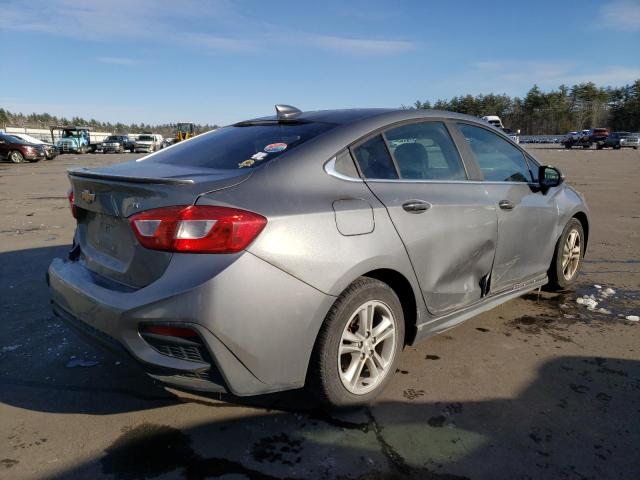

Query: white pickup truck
left=481, top=115, right=520, bottom=144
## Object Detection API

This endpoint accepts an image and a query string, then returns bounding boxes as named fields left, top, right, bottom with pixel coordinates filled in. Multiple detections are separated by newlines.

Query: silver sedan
left=48, top=106, right=590, bottom=406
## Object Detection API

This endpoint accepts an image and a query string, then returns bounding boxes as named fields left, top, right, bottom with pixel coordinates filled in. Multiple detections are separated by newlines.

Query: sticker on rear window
left=238, top=159, right=255, bottom=168
left=251, top=152, right=268, bottom=161
left=264, top=143, right=287, bottom=153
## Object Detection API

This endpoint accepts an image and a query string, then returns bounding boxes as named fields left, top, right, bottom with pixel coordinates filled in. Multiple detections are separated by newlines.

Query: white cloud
left=601, top=0, right=640, bottom=31
left=0, top=0, right=416, bottom=57
left=309, top=35, right=415, bottom=54
left=96, top=56, right=139, bottom=66
left=181, top=33, right=260, bottom=53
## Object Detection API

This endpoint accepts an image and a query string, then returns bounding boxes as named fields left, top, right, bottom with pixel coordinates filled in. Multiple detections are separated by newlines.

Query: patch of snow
left=626, top=315, right=639, bottom=322
left=1, top=345, right=21, bottom=353
left=66, top=358, right=99, bottom=368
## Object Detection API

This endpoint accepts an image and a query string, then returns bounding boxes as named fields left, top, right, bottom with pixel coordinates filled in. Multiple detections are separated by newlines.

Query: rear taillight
left=129, top=205, right=267, bottom=253
left=67, top=188, right=78, bottom=219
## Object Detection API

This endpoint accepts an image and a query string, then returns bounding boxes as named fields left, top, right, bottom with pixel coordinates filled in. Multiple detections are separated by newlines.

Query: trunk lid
left=69, top=161, right=251, bottom=288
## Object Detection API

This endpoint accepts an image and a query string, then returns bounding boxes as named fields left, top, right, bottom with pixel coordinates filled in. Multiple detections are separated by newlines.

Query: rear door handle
left=498, top=200, right=515, bottom=210
left=402, top=200, right=431, bottom=213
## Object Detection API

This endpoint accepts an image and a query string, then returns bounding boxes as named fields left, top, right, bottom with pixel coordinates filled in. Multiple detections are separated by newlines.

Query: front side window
left=385, top=122, right=466, bottom=180
left=458, top=123, right=533, bottom=182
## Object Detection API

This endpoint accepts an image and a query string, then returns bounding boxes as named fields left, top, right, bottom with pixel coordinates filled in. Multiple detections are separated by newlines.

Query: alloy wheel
left=562, top=229, right=581, bottom=280
left=338, top=300, right=397, bottom=395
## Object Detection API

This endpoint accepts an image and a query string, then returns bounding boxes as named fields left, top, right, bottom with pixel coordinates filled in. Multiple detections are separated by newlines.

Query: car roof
left=244, top=108, right=479, bottom=125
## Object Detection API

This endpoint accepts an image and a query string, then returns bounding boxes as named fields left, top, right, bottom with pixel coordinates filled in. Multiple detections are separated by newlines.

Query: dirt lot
left=1, top=147, right=639, bottom=480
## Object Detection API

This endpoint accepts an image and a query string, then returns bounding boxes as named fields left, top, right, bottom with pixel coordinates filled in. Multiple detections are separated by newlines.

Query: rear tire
left=307, top=277, right=404, bottom=407
left=547, top=218, right=585, bottom=290
left=9, top=151, right=24, bottom=163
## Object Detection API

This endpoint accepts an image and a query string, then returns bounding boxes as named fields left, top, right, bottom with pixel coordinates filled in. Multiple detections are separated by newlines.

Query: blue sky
left=1, top=0, right=639, bottom=125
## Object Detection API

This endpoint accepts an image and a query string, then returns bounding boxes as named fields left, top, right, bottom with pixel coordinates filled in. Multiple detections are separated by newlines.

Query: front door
left=456, top=123, right=558, bottom=291
left=351, top=121, right=498, bottom=315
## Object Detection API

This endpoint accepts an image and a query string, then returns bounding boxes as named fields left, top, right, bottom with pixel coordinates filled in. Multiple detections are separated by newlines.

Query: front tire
left=307, top=277, right=404, bottom=407
left=547, top=218, right=585, bottom=290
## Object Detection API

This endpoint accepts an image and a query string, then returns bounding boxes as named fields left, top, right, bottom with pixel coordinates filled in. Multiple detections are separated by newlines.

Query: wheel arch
left=361, top=268, right=419, bottom=345
left=572, top=211, right=589, bottom=252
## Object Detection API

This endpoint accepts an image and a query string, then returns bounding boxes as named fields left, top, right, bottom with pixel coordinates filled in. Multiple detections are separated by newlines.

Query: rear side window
left=145, top=122, right=337, bottom=170
left=385, top=122, right=466, bottom=180
left=458, top=123, right=534, bottom=182
left=351, top=135, right=399, bottom=180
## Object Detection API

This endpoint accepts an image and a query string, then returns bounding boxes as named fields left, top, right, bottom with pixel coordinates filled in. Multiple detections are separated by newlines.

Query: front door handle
left=402, top=200, right=431, bottom=213
left=498, top=200, right=515, bottom=210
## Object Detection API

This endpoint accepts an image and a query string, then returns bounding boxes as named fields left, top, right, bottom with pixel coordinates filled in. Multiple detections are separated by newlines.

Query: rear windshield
left=145, top=121, right=337, bottom=169
left=1, top=134, right=28, bottom=144
left=138, top=135, right=154, bottom=141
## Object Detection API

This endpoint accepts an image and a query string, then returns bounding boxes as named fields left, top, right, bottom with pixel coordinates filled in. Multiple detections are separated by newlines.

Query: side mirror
left=539, top=165, right=563, bottom=189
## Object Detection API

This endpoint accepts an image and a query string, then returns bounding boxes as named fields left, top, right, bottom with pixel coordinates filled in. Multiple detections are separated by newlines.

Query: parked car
left=101, top=135, right=134, bottom=153
left=9, top=133, right=59, bottom=160
left=602, top=131, right=638, bottom=149
left=0, top=133, right=46, bottom=163
left=589, top=128, right=609, bottom=149
left=49, top=106, right=590, bottom=407
left=134, top=134, right=162, bottom=153
left=563, top=130, right=591, bottom=149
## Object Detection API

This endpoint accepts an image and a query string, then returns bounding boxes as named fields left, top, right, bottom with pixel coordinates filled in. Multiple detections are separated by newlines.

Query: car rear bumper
left=48, top=251, right=334, bottom=396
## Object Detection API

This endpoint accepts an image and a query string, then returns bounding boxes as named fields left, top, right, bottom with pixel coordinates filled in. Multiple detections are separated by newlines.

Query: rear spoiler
left=68, top=169, right=195, bottom=185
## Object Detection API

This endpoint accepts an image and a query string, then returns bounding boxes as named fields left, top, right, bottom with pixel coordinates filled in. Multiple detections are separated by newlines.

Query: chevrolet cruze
left=48, top=106, right=589, bottom=406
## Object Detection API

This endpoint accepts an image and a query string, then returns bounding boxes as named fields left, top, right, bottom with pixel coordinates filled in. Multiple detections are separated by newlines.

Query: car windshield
left=62, top=130, right=81, bottom=137
left=105, top=136, right=120, bottom=142
left=144, top=121, right=338, bottom=169
left=617, top=132, right=630, bottom=137
left=138, top=135, right=154, bottom=141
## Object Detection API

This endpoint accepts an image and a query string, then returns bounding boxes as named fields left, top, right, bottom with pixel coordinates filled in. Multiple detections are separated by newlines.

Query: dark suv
left=0, top=133, right=46, bottom=163
left=101, top=135, right=134, bottom=153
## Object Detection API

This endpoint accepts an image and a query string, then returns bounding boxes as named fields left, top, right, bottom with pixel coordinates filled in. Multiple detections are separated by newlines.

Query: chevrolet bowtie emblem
left=80, top=190, right=95, bottom=203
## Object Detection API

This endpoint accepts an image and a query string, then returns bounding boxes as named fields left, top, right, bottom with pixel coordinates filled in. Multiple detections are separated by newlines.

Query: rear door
left=455, top=122, right=558, bottom=292
left=352, top=120, right=498, bottom=315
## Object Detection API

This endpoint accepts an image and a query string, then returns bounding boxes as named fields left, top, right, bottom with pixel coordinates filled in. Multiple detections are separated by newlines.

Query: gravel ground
left=0, top=147, right=639, bottom=480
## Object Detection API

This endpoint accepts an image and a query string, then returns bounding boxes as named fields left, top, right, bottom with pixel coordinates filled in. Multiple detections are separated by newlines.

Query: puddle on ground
left=522, top=284, right=639, bottom=322
left=507, top=284, right=639, bottom=341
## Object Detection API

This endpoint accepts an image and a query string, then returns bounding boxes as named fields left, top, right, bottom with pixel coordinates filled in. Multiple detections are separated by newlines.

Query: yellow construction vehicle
left=174, top=122, right=197, bottom=143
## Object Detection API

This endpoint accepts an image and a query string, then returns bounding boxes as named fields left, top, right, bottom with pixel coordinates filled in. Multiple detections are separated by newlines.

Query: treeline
left=410, top=80, right=640, bottom=134
left=0, top=108, right=218, bottom=138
